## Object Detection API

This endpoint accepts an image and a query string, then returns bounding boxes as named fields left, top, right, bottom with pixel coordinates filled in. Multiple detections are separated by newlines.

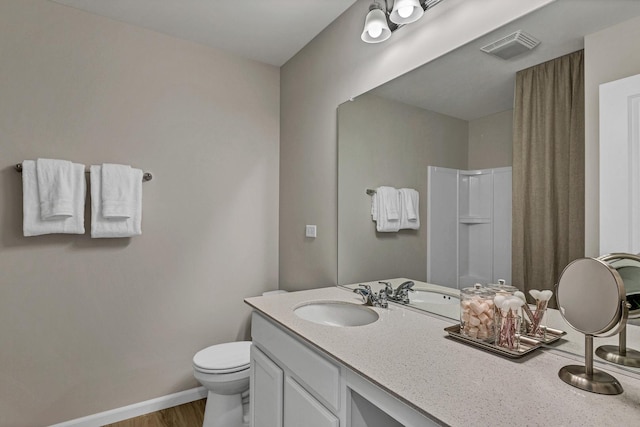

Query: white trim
left=50, top=387, right=207, bottom=427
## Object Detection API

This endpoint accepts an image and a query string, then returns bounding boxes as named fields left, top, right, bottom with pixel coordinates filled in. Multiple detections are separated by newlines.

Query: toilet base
left=203, top=390, right=249, bottom=427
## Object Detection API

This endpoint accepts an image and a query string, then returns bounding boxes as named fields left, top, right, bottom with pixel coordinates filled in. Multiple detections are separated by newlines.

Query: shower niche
left=427, top=166, right=512, bottom=289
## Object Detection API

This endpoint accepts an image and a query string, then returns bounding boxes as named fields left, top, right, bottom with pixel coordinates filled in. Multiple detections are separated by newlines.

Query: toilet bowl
left=193, top=341, right=251, bottom=427
left=193, top=290, right=287, bottom=427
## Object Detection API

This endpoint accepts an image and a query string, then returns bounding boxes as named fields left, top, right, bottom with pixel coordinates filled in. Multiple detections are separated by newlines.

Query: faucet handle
left=376, top=290, right=388, bottom=308
left=379, top=281, right=393, bottom=296
left=357, top=283, right=372, bottom=291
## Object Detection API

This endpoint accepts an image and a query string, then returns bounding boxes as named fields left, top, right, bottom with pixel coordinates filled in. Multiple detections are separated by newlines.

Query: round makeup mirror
left=595, top=253, right=640, bottom=367
left=556, top=257, right=628, bottom=395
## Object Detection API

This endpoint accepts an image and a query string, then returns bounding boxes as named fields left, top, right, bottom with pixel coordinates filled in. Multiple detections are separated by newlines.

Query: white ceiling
left=371, top=0, right=640, bottom=121
left=50, top=0, right=358, bottom=66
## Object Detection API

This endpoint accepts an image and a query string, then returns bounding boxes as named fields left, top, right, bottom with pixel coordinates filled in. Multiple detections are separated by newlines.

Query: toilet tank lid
left=193, top=341, right=251, bottom=371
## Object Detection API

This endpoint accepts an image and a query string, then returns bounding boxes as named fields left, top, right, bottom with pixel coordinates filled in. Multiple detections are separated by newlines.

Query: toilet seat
left=195, top=364, right=250, bottom=375
left=193, top=341, right=251, bottom=374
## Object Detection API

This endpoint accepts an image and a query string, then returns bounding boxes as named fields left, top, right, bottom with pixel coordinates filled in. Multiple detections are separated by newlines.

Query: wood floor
left=103, top=399, right=205, bottom=427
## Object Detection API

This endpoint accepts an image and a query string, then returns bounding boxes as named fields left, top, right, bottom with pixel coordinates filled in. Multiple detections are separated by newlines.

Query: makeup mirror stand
left=596, top=320, right=640, bottom=368
left=557, top=258, right=629, bottom=395
left=559, top=334, right=624, bottom=395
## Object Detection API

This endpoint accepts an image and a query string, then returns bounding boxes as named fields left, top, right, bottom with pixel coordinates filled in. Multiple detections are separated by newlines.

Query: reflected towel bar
left=15, top=163, right=153, bottom=182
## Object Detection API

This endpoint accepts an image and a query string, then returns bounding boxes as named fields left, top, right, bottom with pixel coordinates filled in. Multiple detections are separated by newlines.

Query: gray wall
left=337, top=94, right=468, bottom=285
left=584, top=15, right=640, bottom=256
left=468, top=110, right=513, bottom=170
left=279, top=0, right=554, bottom=290
left=0, top=1, right=279, bottom=425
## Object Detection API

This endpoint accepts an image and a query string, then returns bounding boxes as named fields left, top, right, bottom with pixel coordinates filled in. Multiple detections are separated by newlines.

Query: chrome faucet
left=387, top=280, right=415, bottom=304
left=353, top=284, right=388, bottom=308
left=353, top=284, right=372, bottom=302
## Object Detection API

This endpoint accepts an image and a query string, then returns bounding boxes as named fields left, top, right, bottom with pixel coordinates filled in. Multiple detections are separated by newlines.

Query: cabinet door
left=251, top=345, right=283, bottom=427
left=284, top=376, right=339, bottom=427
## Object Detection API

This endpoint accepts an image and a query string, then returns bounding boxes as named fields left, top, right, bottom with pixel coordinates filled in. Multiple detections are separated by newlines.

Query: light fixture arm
left=382, top=0, right=399, bottom=32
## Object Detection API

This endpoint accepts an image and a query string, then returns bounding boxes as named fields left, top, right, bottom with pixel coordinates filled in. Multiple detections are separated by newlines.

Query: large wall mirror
left=337, top=0, right=640, bottom=368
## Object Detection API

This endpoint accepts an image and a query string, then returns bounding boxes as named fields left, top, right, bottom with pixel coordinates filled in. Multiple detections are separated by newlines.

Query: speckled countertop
left=245, top=287, right=640, bottom=426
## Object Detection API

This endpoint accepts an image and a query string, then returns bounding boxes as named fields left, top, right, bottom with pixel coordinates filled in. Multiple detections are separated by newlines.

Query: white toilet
left=193, top=290, right=287, bottom=427
left=193, top=341, right=252, bottom=427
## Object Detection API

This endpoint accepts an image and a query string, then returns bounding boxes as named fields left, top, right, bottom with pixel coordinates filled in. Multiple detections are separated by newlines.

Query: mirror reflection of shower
left=427, top=166, right=512, bottom=289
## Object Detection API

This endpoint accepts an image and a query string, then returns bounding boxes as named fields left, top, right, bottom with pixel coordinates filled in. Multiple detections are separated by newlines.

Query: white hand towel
left=380, top=186, right=400, bottom=220
left=36, top=158, right=74, bottom=220
left=90, top=165, right=142, bottom=238
left=22, top=160, right=86, bottom=236
left=399, top=188, right=420, bottom=230
left=101, top=163, right=135, bottom=218
left=374, top=186, right=400, bottom=232
left=371, top=191, right=378, bottom=221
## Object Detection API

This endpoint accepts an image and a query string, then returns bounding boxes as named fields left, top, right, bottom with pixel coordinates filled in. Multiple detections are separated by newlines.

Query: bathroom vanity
left=245, top=287, right=640, bottom=426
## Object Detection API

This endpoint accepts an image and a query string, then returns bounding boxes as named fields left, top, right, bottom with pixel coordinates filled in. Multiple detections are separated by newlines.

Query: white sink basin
left=410, top=290, right=459, bottom=305
left=294, top=301, right=379, bottom=327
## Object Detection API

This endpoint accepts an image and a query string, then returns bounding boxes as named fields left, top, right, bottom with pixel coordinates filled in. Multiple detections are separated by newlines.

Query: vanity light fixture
left=361, top=2, right=393, bottom=43
left=390, top=0, right=424, bottom=24
left=361, top=0, right=444, bottom=44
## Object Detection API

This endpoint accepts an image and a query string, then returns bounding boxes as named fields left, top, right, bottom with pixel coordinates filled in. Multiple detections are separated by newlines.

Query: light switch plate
left=305, top=225, right=317, bottom=238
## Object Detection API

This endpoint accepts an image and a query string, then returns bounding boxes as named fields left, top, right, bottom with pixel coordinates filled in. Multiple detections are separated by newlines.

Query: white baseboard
left=50, top=387, right=208, bottom=427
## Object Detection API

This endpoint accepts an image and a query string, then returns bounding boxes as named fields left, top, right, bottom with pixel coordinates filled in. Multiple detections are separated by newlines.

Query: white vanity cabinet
left=250, top=343, right=339, bottom=427
left=250, top=312, right=440, bottom=427
left=250, top=312, right=342, bottom=427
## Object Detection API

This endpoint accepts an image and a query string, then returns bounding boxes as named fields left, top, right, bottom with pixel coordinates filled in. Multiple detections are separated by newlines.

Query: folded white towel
left=399, top=188, right=420, bottom=230
left=101, top=163, right=136, bottom=218
left=22, top=160, right=86, bottom=236
left=373, top=186, right=400, bottom=232
left=90, top=165, right=142, bottom=238
left=380, top=186, right=400, bottom=220
left=36, top=158, right=74, bottom=220
left=371, top=191, right=378, bottom=220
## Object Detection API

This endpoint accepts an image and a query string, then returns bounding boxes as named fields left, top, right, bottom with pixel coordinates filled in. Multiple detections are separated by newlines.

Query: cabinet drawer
left=252, top=312, right=341, bottom=412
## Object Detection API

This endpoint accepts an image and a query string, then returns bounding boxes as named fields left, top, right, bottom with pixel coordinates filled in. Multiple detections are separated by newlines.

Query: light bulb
left=368, top=23, right=383, bottom=39
left=398, top=6, right=413, bottom=18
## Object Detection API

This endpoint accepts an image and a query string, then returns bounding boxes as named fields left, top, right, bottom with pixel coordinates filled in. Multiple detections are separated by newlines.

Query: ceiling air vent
left=480, top=30, right=540, bottom=60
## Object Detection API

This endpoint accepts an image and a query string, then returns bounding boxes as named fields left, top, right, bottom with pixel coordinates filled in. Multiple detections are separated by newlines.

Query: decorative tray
left=525, top=326, right=567, bottom=345
left=444, top=324, right=566, bottom=358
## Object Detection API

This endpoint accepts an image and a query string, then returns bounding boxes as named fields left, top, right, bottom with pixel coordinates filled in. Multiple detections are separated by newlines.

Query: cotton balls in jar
left=460, top=284, right=496, bottom=340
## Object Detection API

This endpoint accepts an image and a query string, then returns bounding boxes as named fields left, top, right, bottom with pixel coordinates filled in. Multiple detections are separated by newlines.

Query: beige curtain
left=512, top=50, right=585, bottom=303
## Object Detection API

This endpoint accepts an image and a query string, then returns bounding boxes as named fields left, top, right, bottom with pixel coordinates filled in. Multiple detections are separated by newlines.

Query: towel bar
left=366, top=189, right=376, bottom=195
left=15, top=163, right=153, bottom=182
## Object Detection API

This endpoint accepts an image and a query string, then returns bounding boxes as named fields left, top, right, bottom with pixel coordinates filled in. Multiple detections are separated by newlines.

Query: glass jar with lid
left=460, top=284, right=496, bottom=341
left=487, top=279, right=519, bottom=298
